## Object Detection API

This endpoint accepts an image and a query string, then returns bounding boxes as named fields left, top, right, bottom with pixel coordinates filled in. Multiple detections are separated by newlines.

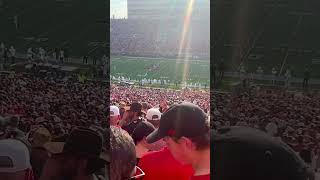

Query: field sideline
left=110, top=56, right=210, bottom=84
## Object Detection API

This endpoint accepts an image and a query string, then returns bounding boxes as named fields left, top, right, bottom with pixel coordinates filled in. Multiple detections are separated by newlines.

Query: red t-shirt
left=138, top=147, right=194, bottom=180
left=190, top=174, right=210, bottom=180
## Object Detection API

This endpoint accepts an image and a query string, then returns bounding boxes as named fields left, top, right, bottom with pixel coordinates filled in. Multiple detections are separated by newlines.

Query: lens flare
left=176, top=0, right=195, bottom=86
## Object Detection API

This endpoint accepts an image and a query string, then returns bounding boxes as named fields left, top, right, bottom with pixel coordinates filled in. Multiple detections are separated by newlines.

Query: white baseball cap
left=110, top=105, right=120, bottom=117
left=146, top=108, right=162, bottom=121
left=0, top=139, right=31, bottom=173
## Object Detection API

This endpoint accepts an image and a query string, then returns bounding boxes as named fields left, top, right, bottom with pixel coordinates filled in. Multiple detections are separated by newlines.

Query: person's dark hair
left=8, top=115, right=19, bottom=127
left=132, top=121, right=155, bottom=145
left=299, top=149, right=312, bottom=164
left=190, top=130, right=210, bottom=150
left=141, top=102, right=149, bottom=110
left=82, top=155, right=105, bottom=175
left=101, top=120, right=108, bottom=129
left=173, top=119, right=210, bottom=151
left=135, top=111, right=143, bottom=118
left=109, top=127, right=136, bottom=180
left=147, top=119, right=160, bottom=128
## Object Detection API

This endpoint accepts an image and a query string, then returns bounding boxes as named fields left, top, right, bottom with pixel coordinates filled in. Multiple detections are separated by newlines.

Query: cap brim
left=44, top=142, right=65, bottom=154
left=44, top=142, right=110, bottom=163
left=146, top=129, right=165, bottom=143
left=124, top=106, right=130, bottom=111
left=100, top=151, right=110, bottom=163
left=110, top=114, right=120, bottom=117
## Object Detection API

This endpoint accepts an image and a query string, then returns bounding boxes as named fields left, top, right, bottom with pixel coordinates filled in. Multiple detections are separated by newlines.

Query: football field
left=111, top=56, right=210, bottom=84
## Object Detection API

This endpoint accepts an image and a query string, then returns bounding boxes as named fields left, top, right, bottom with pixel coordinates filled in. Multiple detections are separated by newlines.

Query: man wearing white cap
left=0, top=139, right=34, bottom=180
left=110, top=105, right=121, bottom=127
left=145, top=108, right=165, bottom=151
left=145, top=108, right=162, bottom=128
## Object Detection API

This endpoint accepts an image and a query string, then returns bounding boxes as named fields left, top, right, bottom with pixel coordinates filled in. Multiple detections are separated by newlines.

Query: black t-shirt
left=122, top=118, right=143, bottom=135
left=31, top=147, right=49, bottom=180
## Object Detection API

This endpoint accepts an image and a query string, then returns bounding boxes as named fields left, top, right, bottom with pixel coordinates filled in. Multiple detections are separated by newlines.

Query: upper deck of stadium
left=213, top=0, right=320, bottom=77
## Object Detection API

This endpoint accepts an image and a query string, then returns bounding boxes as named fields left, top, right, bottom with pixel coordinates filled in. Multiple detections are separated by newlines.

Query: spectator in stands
left=265, top=120, right=278, bottom=137
left=83, top=55, right=88, bottom=64
left=145, top=108, right=165, bottom=151
left=93, top=56, right=97, bottom=65
left=29, top=127, right=51, bottom=180
left=147, top=102, right=210, bottom=180
left=109, top=105, right=121, bottom=126
left=119, top=102, right=126, bottom=118
left=314, top=148, right=320, bottom=172
left=51, top=124, right=67, bottom=142
left=218, top=60, right=225, bottom=81
left=54, top=48, right=59, bottom=60
left=4, top=116, right=25, bottom=139
left=109, top=126, right=144, bottom=180
left=159, top=99, right=169, bottom=113
left=27, top=48, right=34, bottom=62
left=285, top=69, right=291, bottom=88
left=0, top=139, right=34, bottom=180
left=271, top=67, right=277, bottom=84
left=59, top=50, right=64, bottom=64
left=9, top=46, right=16, bottom=64
left=40, top=127, right=106, bottom=180
left=303, top=67, right=310, bottom=88
left=120, top=102, right=144, bottom=135
left=64, top=49, right=69, bottom=62
left=300, top=148, right=312, bottom=166
left=141, top=102, right=150, bottom=114
left=132, top=121, right=155, bottom=164
left=0, top=42, right=4, bottom=53
left=3, top=48, right=8, bottom=64
left=145, top=108, right=161, bottom=128
left=138, top=145, right=194, bottom=180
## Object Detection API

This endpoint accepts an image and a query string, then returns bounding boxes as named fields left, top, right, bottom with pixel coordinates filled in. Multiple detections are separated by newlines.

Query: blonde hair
left=109, top=127, right=136, bottom=180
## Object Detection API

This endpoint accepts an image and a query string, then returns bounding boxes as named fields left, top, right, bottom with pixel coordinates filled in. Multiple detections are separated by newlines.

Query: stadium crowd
left=108, top=101, right=211, bottom=180
left=110, top=84, right=210, bottom=113
left=0, top=72, right=109, bottom=180
left=0, top=69, right=211, bottom=180
left=109, top=84, right=211, bottom=180
left=212, top=87, right=320, bottom=173
left=1, top=69, right=320, bottom=180
left=110, top=19, right=209, bottom=58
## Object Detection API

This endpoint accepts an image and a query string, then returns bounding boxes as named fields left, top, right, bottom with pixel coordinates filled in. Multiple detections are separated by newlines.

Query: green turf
left=0, top=0, right=106, bottom=58
left=110, top=56, right=210, bottom=84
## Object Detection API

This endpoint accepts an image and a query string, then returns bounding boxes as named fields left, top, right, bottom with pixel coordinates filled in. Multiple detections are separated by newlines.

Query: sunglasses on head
left=125, top=166, right=145, bottom=180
